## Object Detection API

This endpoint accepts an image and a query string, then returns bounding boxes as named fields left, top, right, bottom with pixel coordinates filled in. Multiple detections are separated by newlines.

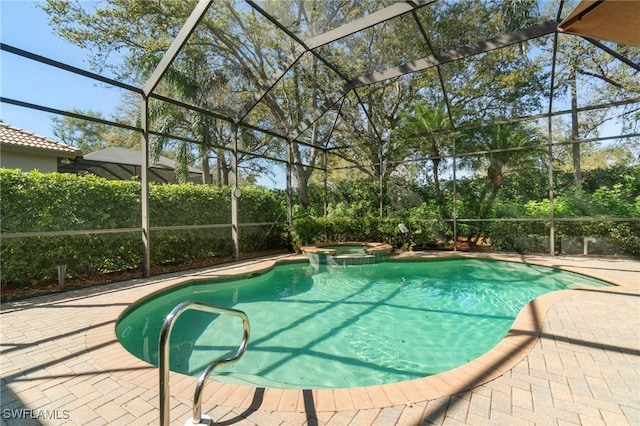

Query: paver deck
left=1, top=253, right=638, bottom=425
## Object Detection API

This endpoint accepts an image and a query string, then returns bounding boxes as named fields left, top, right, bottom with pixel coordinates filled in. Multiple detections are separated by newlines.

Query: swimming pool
left=116, top=258, right=610, bottom=389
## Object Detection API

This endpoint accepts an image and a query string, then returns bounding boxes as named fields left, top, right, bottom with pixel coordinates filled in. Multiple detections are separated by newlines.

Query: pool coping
left=85, top=251, right=634, bottom=413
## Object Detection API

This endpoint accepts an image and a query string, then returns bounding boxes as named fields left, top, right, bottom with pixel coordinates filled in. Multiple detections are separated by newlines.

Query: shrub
left=0, top=170, right=287, bottom=286
left=290, top=215, right=442, bottom=251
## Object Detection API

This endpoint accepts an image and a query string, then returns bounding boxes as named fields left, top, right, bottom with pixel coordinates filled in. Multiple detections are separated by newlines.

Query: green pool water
left=116, top=259, right=610, bottom=389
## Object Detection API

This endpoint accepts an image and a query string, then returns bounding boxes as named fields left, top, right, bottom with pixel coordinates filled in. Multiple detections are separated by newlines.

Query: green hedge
left=292, top=216, right=640, bottom=256
left=1, top=170, right=287, bottom=286
left=486, top=188, right=640, bottom=255
left=291, top=214, right=639, bottom=256
left=488, top=220, right=640, bottom=255
left=290, top=215, right=443, bottom=251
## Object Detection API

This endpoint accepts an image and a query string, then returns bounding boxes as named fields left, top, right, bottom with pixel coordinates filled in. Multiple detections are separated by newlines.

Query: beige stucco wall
left=0, top=150, right=58, bottom=172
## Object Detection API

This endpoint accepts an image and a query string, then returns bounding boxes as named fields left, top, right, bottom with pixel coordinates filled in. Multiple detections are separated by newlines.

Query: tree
left=544, top=12, right=640, bottom=187
left=50, top=107, right=139, bottom=153
left=50, top=109, right=109, bottom=152
left=457, top=121, right=545, bottom=243
left=44, top=0, right=634, bottom=205
left=395, top=101, right=452, bottom=208
left=144, top=52, right=227, bottom=184
left=323, top=77, right=425, bottom=213
left=43, top=0, right=286, bottom=186
left=43, top=0, right=345, bottom=196
left=298, top=0, right=549, bottom=214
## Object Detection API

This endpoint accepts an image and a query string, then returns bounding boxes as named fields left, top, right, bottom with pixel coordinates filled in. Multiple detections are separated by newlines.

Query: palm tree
left=147, top=53, right=228, bottom=184
left=395, top=101, right=453, bottom=214
left=457, top=121, right=544, bottom=243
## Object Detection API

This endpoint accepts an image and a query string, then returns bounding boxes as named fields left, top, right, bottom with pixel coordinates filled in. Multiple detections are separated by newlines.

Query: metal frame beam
left=546, top=0, right=566, bottom=257
left=231, top=124, right=240, bottom=261
left=0, top=97, right=140, bottom=133
left=140, top=97, right=151, bottom=276
left=141, top=0, right=220, bottom=270
left=400, top=97, right=639, bottom=141
left=0, top=43, right=142, bottom=95
left=351, top=20, right=558, bottom=87
left=142, top=0, right=214, bottom=96
left=583, top=37, right=640, bottom=72
left=290, top=20, right=558, bottom=142
left=237, top=0, right=436, bottom=123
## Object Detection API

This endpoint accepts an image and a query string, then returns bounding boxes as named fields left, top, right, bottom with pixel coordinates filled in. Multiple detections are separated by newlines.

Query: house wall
left=0, top=150, right=58, bottom=172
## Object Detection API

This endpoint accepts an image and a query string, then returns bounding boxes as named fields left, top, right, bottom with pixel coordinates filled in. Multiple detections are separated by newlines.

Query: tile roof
left=0, top=122, right=81, bottom=156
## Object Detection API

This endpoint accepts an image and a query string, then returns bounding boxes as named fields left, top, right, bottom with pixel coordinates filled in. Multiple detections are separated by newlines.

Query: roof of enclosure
left=57, top=147, right=203, bottom=184
left=139, top=0, right=638, bottom=152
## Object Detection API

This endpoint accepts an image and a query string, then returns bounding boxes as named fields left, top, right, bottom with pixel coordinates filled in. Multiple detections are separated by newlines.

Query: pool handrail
left=158, top=300, right=250, bottom=426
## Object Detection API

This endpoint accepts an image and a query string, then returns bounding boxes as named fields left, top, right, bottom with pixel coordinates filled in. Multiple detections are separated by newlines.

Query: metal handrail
left=158, top=301, right=250, bottom=426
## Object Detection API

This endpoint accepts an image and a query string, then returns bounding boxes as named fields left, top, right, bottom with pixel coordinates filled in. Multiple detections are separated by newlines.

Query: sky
left=1, top=0, right=125, bottom=141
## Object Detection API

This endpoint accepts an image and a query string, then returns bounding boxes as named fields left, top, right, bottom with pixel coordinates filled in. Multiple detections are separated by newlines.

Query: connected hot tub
left=300, top=242, right=393, bottom=266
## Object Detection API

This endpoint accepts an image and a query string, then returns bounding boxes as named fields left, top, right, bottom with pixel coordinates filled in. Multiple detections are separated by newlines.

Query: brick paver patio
left=1, top=253, right=638, bottom=425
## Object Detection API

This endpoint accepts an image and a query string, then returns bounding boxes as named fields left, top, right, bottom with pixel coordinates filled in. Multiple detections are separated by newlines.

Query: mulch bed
left=1, top=249, right=289, bottom=303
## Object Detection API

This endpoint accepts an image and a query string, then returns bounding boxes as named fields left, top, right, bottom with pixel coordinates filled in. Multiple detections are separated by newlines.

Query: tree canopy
left=41, top=0, right=639, bottom=207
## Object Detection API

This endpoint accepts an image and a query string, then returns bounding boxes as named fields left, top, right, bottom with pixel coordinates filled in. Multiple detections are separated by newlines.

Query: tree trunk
left=214, top=164, right=221, bottom=187
left=200, top=148, right=212, bottom=184
left=295, top=164, right=312, bottom=208
left=293, top=56, right=319, bottom=209
left=430, top=142, right=443, bottom=202
left=221, top=161, right=230, bottom=186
